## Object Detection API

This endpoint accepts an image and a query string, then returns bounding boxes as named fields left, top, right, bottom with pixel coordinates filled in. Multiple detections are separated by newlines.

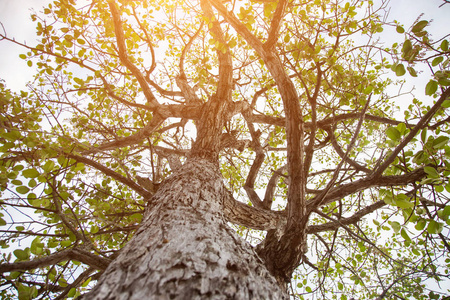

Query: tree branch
left=265, top=0, right=289, bottom=49
left=66, top=153, right=152, bottom=198
left=371, top=87, right=450, bottom=178
left=0, top=248, right=111, bottom=273
left=107, top=1, right=159, bottom=108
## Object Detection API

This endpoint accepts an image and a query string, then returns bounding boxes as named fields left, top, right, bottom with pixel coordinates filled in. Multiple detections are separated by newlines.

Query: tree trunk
left=83, top=157, right=287, bottom=299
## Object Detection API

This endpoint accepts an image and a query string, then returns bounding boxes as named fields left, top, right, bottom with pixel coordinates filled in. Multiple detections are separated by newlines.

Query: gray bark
left=83, top=157, right=287, bottom=299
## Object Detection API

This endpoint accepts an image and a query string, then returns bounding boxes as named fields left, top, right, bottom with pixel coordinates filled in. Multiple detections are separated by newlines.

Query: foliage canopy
left=1, top=0, right=450, bottom=299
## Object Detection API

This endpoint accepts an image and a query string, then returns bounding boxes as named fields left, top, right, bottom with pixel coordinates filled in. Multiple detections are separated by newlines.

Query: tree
left=1, top=0, right=450, bottom=298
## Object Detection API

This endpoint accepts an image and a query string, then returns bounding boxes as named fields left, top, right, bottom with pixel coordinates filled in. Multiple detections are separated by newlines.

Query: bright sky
left=0, top=0, right=449, bottom=91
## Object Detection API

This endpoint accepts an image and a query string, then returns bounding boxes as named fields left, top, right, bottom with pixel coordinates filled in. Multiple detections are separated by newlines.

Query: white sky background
left=0, top=0, right=449, bottom=92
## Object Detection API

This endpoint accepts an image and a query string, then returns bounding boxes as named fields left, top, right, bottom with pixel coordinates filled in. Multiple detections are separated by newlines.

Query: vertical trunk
left=84, top=157, right=287, bottom=299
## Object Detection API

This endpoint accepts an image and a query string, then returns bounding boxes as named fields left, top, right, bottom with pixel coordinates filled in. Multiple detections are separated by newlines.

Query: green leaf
left=442, top=100, right=450, bottom=108
left=58, top=278, right=68, bottom=287
left=395, top=198, right=414, bottom=209
left=28, top=178, right=37, bottom=188
left=12, top=179, right=23, bottom=186
left=386, top=127, right=401, bottom=141
left=421, top=128, right=427, bottom=143
left=90, top=225, right=99, bottom=234
left=23, top=168, right=40, bottom=178
left=407, top=66, right=417, bottom=77
left=390, top=221, right=401, bottom=233
left=435, top=185, right=444, bottom=193
left=401, top=228, right=411, bottom=241
left=441, top=39, right=449, bottom=51
left=427, top=220, right=443, bottom=234
left=16, top=186, right=30, bottom=194
left=13, top=249, right=29, bottom=260
left=74, top=77, right=84, bottom=86
left=395, top=63, right=406, bottom=76
left=438, top=78, right=450, bottom=86
left=0, top=217, right=6, bottom=226
left=397, top=123, right=406, bottom=135
left=415, top=219, right=426, bottom=231
left=432, top=136, right=449, bottom=149
left=396, top=25, right=405, bottom=33
left=82, top=277, right=92, bottom=287
left=68, top=288, right=77, bottom=298
left=412, top=20, right=428, bottom=33
left=432, top=56, right=444, bottom=67
left=19, top=54, right=27, bottom=59
left=444, top=206, right=450, bottom=216
left=18, top=284, right=38, bottom=300
left=73, top=163, right=85, bottom=172
left=425, top=80, right=438, bottom=96
left=402, top=39, right=412, bottom=56
left=42, top=160, right=55, bottom=173
left=424, top=166, right=439, bottom=178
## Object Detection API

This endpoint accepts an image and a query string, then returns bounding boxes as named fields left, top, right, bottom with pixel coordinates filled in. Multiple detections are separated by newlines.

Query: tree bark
left=83, top=157, right=287, bottom=299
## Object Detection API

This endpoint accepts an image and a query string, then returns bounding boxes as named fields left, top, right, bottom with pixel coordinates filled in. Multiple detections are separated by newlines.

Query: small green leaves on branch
left=425, top=80, right=438, bottom=96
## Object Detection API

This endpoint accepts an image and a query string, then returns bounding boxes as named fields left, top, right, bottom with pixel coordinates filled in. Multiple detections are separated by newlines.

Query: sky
left=0, top=0, right=50, bottom=90
left=0, top=0, right=449, bottom=92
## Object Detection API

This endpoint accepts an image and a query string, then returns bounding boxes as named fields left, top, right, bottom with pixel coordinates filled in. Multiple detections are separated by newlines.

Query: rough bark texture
left=83, top=157, right=287, bottom=299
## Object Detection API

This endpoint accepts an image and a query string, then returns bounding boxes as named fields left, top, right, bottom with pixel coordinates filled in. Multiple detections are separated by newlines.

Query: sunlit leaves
left=17, top=283, right=38, bottom=300
left=424, top=166, right=439, bottom=179
left=22, top=168, right=40, bottom=178
left=427, top=220, right=444, bottom=234
left=390, top=221, right=401, bottom=233
left=411, top=20, right=428, bottom=36
left=386, top=126, right=401, bottom=141
left=432, top=136, right=449, bottom=149
left=425, top=80, right=438, bottom=95
left=441, top=39, right=449, bottom=51
left=15, top=186, right=30, bottom=194
left=407, top=66, right=417, bottom=77
left=394, top=63, right=406, bottom=76
left=13, top=248, right=30, bottom=261
left=432, top=56, right=444, bottom=67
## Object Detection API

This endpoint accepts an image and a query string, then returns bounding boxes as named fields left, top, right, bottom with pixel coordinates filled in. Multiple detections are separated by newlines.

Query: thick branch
left=263, top=166, right=287, bottom=210
left=223, top=191, right=284, bottom=230
left=308, top=168, right=426, bottom=210
left=176, top=22, right=203, bottom=104
left=243, top=118, right=265, bottom=208
left=87, top=114, right=165, bottom=153
left=208, top=0, right=265, bottom=53
left=307, top=200, right=386, bottom=233
left=66, top=153, right=152, bottom=198
left=248, top=111, right=404, bottom=130
left=225, top=169, right=426, bottom=231
left=107, top=1, right=159, bottom=108
left=265, top=0, right=289, bottom=49
left=0, top=248, right=111, bottom=273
